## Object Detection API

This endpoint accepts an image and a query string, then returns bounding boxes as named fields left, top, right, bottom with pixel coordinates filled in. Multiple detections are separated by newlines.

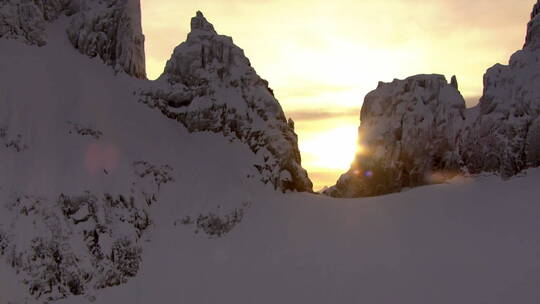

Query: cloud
left=288, top=109, right=359, bottom=121
left=275, top=83, right=359, bottom=99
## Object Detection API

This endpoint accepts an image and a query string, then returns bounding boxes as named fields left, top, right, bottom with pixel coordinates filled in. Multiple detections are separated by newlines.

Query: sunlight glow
left=299, top=125, right=358, bottom=173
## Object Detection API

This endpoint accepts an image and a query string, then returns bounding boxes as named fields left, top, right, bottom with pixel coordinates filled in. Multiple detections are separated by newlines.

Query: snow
left=47, top=169, right=540, bottom=304
left=1, top=1, right=540, bottom=303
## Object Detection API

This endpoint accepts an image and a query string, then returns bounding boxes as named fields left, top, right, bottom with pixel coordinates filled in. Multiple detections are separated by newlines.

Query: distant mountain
left=326, top=0, right=540, bottom=198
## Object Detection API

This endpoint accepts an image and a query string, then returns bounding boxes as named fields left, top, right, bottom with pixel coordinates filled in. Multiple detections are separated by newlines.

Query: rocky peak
left=161, top=11, right=248, bottom=86
left=327, top=0, right=540, bottom=198
left=459, top=0, right=540, bottom=178
left=325, top=74, right=466, bottom=198
left=140, top=11, right=313, bottom=192
left=450, top=75, right=458, bottom=90
left=190, top=11, right=217, bottom=35
left=525, top=0, right=540, bottom=50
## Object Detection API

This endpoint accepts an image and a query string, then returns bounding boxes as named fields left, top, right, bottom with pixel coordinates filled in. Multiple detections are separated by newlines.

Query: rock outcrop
left=458, top=0, right=540, bottom=177
left=67, top=0, right=146, bottom=79
left=140, top=12, right=313, bottom=192
left=0, top=161, right=174, bottom=301
left=325, top=75, right=466, bottom=198
left=0, top=0, right=68, bottom=46
left=328, top=0, right=540, bottom=197
left=0, top=0, right=146, bottom=78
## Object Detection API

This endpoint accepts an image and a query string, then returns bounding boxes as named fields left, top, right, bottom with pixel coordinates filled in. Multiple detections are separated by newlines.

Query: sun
left=299, top=123, right=359, bottom=173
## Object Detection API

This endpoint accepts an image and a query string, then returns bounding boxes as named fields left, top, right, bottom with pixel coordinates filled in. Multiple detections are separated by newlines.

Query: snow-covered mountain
left=327, top=0, right=540, bottom=198
left=459, top=1, right=540, bottom=178
left=0, top=1, right=310, bottom=302
left=2, top=0, right=540, bottom=303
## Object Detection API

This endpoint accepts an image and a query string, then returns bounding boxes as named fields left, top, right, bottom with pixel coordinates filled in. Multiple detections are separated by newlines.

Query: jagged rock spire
left=143, top=11, right=313, bottom=192
left=190, top=11, right=217, bottom=34
left=524, top=0, right=540, bottom=50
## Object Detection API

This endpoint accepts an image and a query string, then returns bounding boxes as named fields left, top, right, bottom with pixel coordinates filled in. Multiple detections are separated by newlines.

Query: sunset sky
left=140, top=0, right=533, bottom=190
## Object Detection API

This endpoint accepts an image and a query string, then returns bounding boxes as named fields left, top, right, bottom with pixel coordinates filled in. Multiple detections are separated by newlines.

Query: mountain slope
left=0, top=4, right=310, bottom=302
left=8, top=169, right=540, bottom=304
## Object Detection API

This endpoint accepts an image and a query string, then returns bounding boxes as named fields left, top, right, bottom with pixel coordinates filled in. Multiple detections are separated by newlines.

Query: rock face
left=458, top=0, right=540, bottom=177
left=140, top=12, right=313, bottom=192
left=328, top=0, right=540, bottom=197
left=0, top=0, right=146, bottom=78
left=325, top=75, right=466, bottom=198
left=67, top=0, right=146, bottom=79
left=0, top=0, right=68, bottom=46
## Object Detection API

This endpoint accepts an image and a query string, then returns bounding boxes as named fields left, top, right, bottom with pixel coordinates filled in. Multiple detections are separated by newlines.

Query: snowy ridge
left=140, top=12, right=313, bottom=192
left=0, top=0, right=146, bottom=78
left=327, top=0, right=540, bottom=197
left=0, top=21, right=267, bottom=301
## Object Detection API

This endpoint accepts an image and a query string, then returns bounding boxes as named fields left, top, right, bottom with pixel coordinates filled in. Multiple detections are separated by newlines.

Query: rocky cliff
left=0, top=0, right=146, bottom=78
left=140, top=12, right=313, bottom=192
left=325, top=75, right=466, bottom=198
left=327, top=0, right=540, bottom=197
left=458, top=0, right=540, bottom=177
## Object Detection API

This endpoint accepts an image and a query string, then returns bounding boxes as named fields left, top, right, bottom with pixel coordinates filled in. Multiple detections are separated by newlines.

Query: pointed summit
left=144, top=12, right=313, bottom=192
left=525, top=0, right=540, bottom=50
left=190, top=11, right=217, bottom=34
